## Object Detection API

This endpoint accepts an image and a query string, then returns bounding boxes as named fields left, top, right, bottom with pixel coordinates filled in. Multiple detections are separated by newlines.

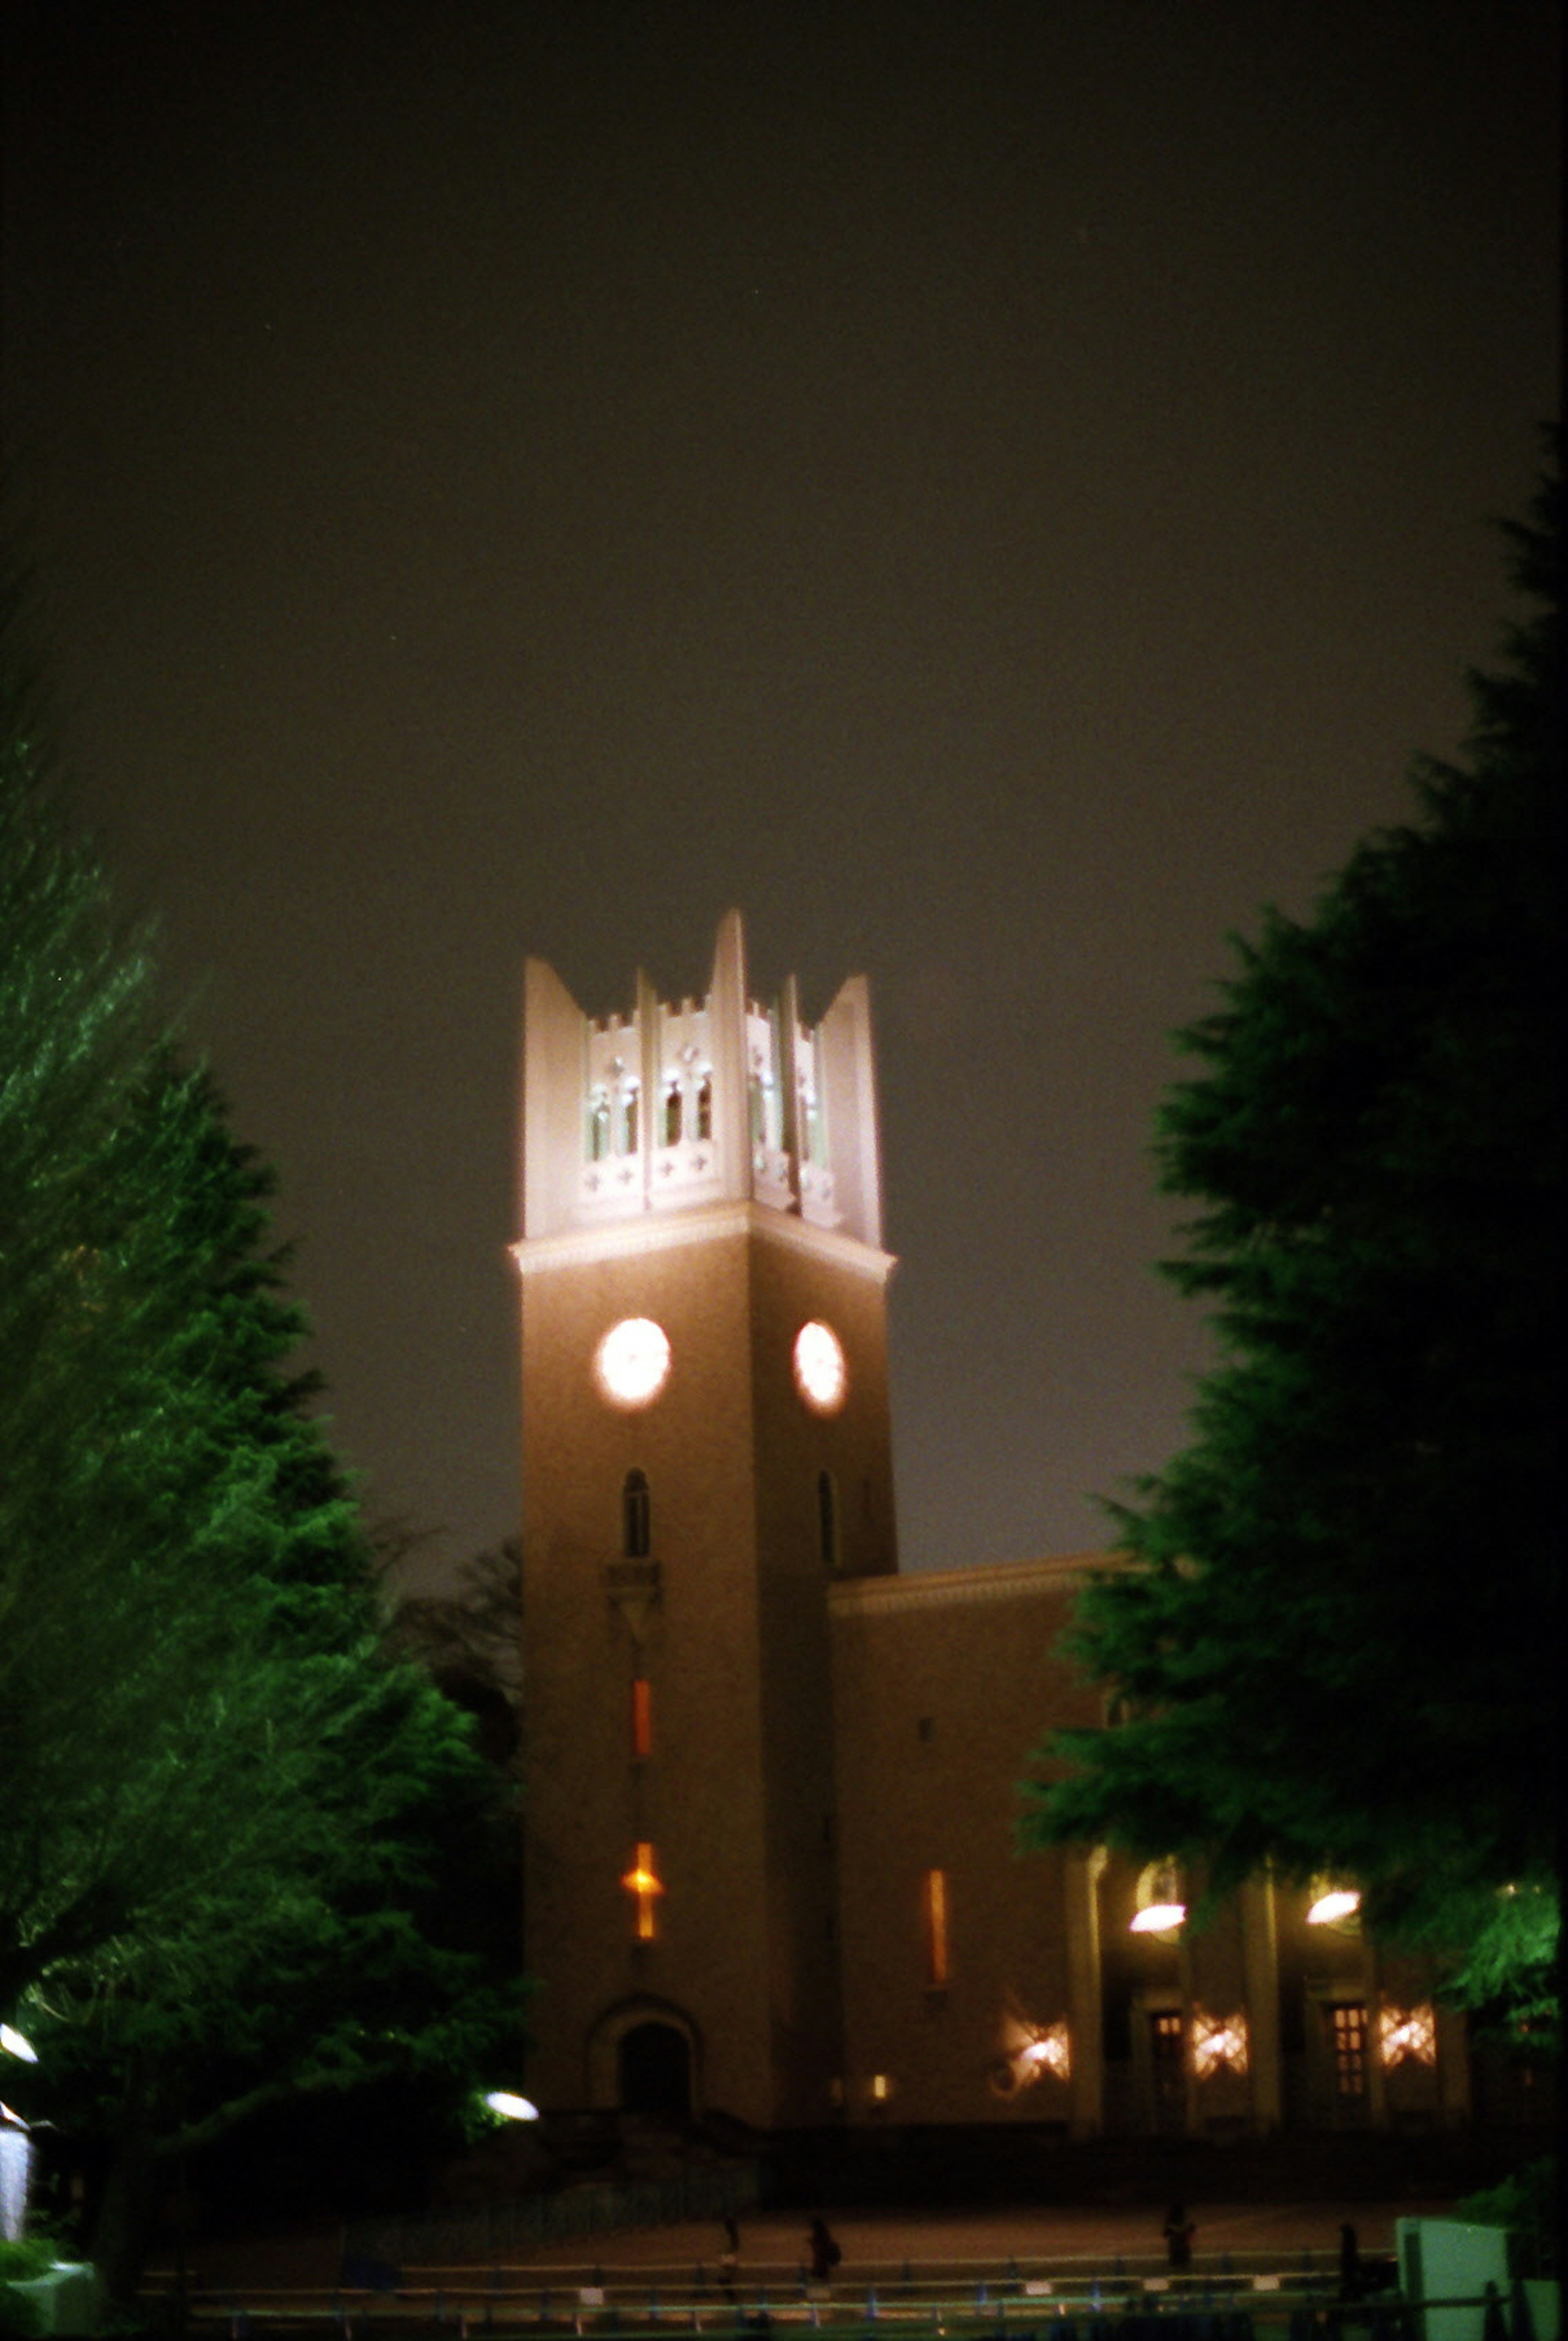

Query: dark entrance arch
left=618, top=2019, right=692, bottom=2120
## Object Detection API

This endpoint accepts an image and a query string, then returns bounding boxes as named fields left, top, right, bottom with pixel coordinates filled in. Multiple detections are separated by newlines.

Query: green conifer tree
left=1, top=604, right=519, bottom=2294
left=1022, top=459, right=1562, bottom=2037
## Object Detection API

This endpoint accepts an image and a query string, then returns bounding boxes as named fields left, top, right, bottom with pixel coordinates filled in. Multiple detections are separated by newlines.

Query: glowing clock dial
left=595, top=1317, right=671, bottom=1408
left=793, top=1319, right=847, bottom=1414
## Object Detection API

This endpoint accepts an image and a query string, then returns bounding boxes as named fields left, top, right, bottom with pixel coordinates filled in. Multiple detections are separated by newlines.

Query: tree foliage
left=1022, top=458, right=1562, bottom=2026
left=0, top=595, right=520, bottom=2291
left=384, top=1537, right=523, bottom=1771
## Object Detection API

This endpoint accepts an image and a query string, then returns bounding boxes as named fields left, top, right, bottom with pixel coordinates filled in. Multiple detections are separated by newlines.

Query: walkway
left=163, top=2199, right=1450, bottom=2296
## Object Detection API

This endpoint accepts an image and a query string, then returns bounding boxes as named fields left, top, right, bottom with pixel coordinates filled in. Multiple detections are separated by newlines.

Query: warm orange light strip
left=631, top=1677, right=652, bottom=1761
left=923, top=1867, right=949, bottom=1987
left=621, top=1841, right=664, bottom=1940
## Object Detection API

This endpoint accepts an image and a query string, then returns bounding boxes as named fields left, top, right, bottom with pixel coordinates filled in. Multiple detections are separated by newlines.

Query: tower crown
left=522, top=909, right=883, bottom=1248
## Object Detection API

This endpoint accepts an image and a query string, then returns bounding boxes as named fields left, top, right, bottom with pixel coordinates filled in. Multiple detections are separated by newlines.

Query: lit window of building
left=922, top=1867, right=949, bottom=1989
left=621, top=1842, right=664, bottom=1941
left=1330, top=2002, right=1368, bottom=2097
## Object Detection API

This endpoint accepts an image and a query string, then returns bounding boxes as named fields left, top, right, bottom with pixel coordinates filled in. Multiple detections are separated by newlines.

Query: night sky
left=2, top=4, right=1559, bottom=1587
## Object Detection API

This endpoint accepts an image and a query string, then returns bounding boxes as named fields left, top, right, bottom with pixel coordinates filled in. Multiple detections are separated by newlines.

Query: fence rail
left=147, top=2268, right=1517, bottom=2341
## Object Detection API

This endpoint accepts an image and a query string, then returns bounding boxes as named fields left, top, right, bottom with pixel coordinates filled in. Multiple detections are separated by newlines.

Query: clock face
left=595, top=1317, right=671, bottom=1408
left=793, top=1319, right=847, bottom=1414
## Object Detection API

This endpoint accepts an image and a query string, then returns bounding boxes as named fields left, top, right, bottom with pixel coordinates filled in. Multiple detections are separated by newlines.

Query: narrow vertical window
left=923, top=1867, right=949, bottom=1989
left=621, top=1842, right=663, bottom=1941
left=1331, top=2003, right=1368, bottom=2098
left=623, top=1468, right=650, bottom=1558
left=588, top=1094, right=610, bottom=1161
left=622, top=1086, right=639, bottom=1154
left=663, top=1084, right=682, bottom=1145
left=631, top=1676, right=652, bottom=1762
left=696, top=1077, right=713, bottom=1140
left=817, top=1469, right=840, bottom=1572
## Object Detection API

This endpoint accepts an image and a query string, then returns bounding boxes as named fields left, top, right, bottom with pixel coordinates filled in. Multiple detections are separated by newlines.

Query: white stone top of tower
left=520, top=910, right=884, bottom=1249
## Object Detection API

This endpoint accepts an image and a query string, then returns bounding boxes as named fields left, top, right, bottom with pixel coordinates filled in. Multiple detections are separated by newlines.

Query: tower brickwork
left=513, top=913, right=1486, bottom=2151
left=515, top=912, right=896, bottom=2130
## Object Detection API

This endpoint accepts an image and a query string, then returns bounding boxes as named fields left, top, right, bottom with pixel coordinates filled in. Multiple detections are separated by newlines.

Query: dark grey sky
left=2, top=2, right=1559, bottom=1584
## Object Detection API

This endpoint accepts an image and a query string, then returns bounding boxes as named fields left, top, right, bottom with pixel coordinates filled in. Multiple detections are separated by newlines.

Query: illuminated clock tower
left=514, top=911, right=897, bottom=2131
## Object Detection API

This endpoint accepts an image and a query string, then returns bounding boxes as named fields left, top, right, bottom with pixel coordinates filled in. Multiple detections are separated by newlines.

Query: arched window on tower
left=587, top=1091, right=610, bottom=1161
left=663, top=1083, right=682, bottom=1145
left=621, top=1085, right=639, bottom=1155
left=623, top=1468, right=651, bottom=1559
left=696, top=1076, right=713, bottom=1141
left=817, top=1469, right=840, bottom=1573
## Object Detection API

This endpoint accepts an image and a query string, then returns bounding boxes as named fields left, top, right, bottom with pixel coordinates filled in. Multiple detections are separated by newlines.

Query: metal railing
left=143, top=2254, right=1512, bottom=2341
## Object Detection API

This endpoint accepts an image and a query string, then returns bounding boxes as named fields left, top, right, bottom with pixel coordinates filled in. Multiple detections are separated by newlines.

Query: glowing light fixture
left=1130, top=1902, right=1187, bottom=1933
left=1019, top=2022, right=1071, bottom=2082
left=1192, top=2008, right=1250, bottom=2078
left=1378, top=2002, right=1437, bottom=2067
left=595, top=1319, right=671, bottom=1408
left=1307, top=1886, right=1362, bottom=1928
left=483, top=2090, right=540, bottom=2121
left=1130, top=1861, right=1186, bottom=1935
left=793, top=1321, right=847, bottom=1413
left=0, top=2028, right=35, bottom=2064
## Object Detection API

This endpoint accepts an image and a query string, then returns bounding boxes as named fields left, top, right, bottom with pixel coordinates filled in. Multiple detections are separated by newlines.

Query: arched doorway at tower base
left=586, top=1998, right=700, bottom=2120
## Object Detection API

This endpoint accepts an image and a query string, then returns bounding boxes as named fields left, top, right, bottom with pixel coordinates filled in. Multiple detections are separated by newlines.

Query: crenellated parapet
left=521, top=909, right=882, bottom=1247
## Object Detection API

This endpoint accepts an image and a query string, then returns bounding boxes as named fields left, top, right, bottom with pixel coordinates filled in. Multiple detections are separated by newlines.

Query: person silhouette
left=1339, top=2225, right=1362, bottom=2301
left=1162, top=2204, right=1195, bottom=2270
left=807, top=2218, right=841, bottom=2285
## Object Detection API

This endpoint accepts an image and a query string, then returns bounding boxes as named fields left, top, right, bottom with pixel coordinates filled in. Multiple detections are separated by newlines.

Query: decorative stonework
left=523, top=913, right=880, bottom=1248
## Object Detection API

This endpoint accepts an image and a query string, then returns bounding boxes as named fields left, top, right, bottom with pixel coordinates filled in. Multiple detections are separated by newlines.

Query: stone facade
left=514, top=914, right=1468, bottom=2138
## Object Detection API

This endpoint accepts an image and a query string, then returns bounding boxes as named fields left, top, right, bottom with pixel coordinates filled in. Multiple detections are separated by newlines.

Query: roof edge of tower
left=510, top=1195, right=896, bottom=1282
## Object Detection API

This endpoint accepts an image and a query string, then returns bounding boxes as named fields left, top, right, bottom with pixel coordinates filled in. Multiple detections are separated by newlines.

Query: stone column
left=1240, top=1875, right=1282, bottom=2132
left=1065, top=1845, right=1105, bottom=2135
